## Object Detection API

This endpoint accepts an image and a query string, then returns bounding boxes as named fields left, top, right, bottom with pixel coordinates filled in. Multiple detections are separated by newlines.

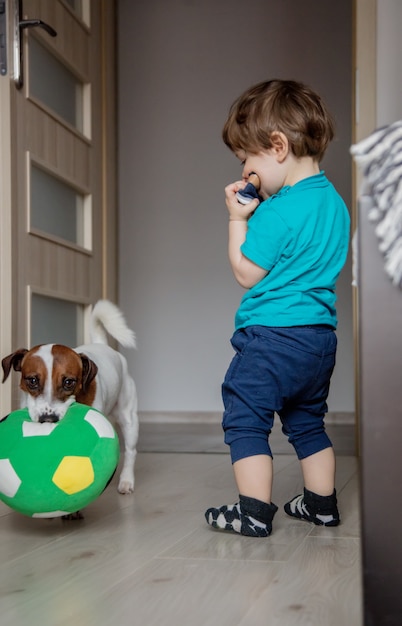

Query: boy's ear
left=270, top=131, right=289, bottom=162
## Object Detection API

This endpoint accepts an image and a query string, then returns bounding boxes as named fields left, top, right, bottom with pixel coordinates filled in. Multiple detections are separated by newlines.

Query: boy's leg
left=233, top=454, right=273, bottom=503
left=301, top=446, right=336, bottom=496
left=205, top=454, right=278, bottom=537
left=205, top=328, right=279, bottom=537
left=284, top=447, right=340, bottom=526
left=278, top=327, right=339, bottom=526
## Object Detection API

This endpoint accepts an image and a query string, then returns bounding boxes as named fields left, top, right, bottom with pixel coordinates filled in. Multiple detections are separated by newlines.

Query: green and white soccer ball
left=0, top=403, right=120, bottom=518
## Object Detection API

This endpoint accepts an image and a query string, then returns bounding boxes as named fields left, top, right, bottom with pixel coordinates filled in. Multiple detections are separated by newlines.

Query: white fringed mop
left=350, top=120, right=402, bottom=288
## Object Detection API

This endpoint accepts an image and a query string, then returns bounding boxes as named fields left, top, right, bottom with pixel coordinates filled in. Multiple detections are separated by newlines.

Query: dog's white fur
left=75, top=300, right=138, bottom=493
left=2, top=300, right=139, bottom=494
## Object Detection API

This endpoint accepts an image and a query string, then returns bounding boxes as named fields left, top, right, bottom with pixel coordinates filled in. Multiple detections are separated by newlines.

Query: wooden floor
left=0, top=421, right=362, bottom=625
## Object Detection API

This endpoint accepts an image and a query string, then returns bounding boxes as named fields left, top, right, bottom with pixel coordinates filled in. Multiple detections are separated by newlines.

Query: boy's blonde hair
left=222, top=79, right=335, bottom=162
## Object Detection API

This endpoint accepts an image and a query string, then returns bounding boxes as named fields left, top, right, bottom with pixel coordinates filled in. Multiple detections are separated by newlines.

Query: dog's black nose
left=39, top=413, right=60, bottom=423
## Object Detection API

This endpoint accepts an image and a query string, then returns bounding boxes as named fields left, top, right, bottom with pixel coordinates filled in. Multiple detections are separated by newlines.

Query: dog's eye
left=63, top=378, right=77, bottom=391
left=25, top=376, right=39, bottom=390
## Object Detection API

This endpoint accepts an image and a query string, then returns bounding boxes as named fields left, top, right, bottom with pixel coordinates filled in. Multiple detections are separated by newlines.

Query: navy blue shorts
left=222, top=325, right=337, bottom=463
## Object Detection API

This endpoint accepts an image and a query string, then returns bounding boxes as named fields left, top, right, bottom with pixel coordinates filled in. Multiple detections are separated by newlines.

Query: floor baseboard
left=138, top=411, right=355, bottom=425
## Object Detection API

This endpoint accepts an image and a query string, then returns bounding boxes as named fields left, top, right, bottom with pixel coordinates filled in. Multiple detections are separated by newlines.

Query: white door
left=0, top=0, right=117, bottom=414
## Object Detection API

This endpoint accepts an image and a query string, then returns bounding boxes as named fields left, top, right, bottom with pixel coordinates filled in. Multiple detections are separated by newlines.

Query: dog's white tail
left=89, top=300, right=136, bottom=348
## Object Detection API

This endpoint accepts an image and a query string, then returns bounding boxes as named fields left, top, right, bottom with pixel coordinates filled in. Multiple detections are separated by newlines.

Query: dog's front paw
left=118, top=476, right=134, bottom=494
left=62, top=510, right=84, bottom=521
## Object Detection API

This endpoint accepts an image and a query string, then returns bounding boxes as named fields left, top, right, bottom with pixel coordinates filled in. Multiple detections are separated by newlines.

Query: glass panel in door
left=30, top=164, right=89, bottom=247
left=31, top=294, right=84, bottom=347
left=28, top=36, right=85, bottom=133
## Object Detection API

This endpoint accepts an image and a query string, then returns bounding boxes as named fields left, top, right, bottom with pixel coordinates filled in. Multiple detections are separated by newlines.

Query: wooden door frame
left=352, top=0, right=377, bottom=445
left=353, top=0, right=377, bottom=622
left=0, top=7, right=14, bottom=417
left=353, top=1, right=402, bottom=624
left=100, top=0, right=118, bottom=301
left=0, top=0, right=117, bottom=416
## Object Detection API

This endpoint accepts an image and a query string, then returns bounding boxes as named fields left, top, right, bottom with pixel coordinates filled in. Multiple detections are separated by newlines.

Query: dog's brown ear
left=79, top=353, right=98, bottom=391
left=2, top=349, right=28, bottom=383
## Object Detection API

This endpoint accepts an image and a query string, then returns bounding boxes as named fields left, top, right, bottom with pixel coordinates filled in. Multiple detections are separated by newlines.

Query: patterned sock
left=205, top=495, right=278, bottom=537
left=284, top=488, right=340, bottom=526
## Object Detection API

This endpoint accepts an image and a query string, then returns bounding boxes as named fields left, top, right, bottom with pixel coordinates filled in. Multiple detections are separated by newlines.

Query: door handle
left=14, top=0, right=57, bottom=89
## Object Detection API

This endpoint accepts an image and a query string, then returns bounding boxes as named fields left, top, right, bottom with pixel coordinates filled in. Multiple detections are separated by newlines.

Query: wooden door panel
left=24, top=0, right=90, bottom=79
left=27, top=238, right=92, bottom=298
left=25, top=102, right=91, bottom=191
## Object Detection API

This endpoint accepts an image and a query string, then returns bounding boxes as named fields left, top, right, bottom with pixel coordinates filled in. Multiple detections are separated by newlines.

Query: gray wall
left=117, top=0, right=353, bottom=414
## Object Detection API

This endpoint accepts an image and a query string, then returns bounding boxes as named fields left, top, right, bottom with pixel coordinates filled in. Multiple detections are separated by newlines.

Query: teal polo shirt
left=236, top=172, right=350, bottom=330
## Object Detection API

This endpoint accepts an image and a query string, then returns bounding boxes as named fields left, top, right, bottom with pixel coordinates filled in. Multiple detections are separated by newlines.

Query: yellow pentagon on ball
left=52, top=456, right=94, bottom=494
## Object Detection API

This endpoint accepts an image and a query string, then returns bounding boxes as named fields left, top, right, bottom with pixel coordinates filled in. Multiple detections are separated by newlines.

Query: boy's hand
left=225, top=181, right=260, bottom=221
left=225, top=181, right=267, bottom=289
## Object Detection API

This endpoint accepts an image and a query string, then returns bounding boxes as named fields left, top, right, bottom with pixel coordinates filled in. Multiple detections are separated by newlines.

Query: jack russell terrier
left=2, top=300, right=139, bottom=496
